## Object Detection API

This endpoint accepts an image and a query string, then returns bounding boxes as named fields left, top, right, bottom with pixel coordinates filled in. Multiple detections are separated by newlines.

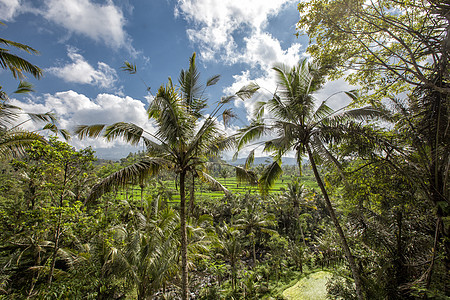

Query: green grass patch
left=282, top=271, right=332, bottom=300
left=113, top=175, right=317, bottom=203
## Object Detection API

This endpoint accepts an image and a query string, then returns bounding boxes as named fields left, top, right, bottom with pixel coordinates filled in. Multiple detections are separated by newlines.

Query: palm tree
left=234, top=204, right=277, bottom=264
left=237, top=59, right=384, bottom=300
left=76, top=54, right=257, bottom=299
left=281, top=181, right=312, bottom=247
left=217, top=224, right=242, bottom=291
left=92, top=199, right=179, bottom=299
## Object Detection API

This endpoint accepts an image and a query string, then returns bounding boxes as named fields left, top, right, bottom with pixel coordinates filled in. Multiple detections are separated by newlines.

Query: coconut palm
left=92, top=198, right=179, bottom=299
left=76, top=53, right=257, bottom=299
left=237, top=59, right=384, bottom=300
left=234, top=205, right=277, bottom=264
left=280, top=180, right=313, bottom=247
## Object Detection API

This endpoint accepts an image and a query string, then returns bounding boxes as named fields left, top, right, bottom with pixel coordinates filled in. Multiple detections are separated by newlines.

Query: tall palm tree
left=76, top=54, right=257, bottom=299
left=92, top=199, right=179, bottom=299
left=281, top=181, right=312, bottom=247
left=235, top=204, right=277, bottom=264
left=237, top=59, right=384, bottom=300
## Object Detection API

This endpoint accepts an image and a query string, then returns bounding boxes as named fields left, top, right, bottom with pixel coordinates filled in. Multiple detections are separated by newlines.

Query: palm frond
left=149, top=80, right=194, bottom=144
left=236, top=82, right=260, bottom=101
left=0, top=103, right=21, bottom=127
left=0, top=50, right=42, bottom=79
left=0, top=38, right=40, bottom=54
left=197, top=170, right=230, bottom=196
left=206, top=135, right=236, bottom=156
left=58, top=129, right=71, bottom=141
left=0, top=130, right=45, bottom=159
left=86, top=158, right=167, bottom=203
left=121, top=61, right=137, bottom=74
left=245, top=149, right=255, bottom=169
left=187, top=117, right=221, bottom=157
left=104, top=122, right=144, bottom=146
left=222, top=108, right=236, bottom=127
left=334, top=106, right=389, bottom=123
left=144, top=138, right=171, bottom=157
left=344, top=90, right=359, bottom=102
left=42, top=123, right=71, bottom=141
left=75, top=124, right=107, bottom=139
left=236, top=122, right=267, bottom=150
left=263, top=135, right=293, bottom=156
left=179, top=53, right=205, bottom=113
left=220, top=95, right=236, bottom=104
left=253, top=101, right=266, bottom=120
left=258, top=160, right=283, bottom=196
left=309, top=136, right=345, bottom=180
left=13, top=81, right=34, bottom=94
left=311, top=101, right=333, bottom=123
left=206, top=74, right=220, bottom=86
left=235, top=166, right=258, bottom=186
left=27, top=111, right=56, bottom=123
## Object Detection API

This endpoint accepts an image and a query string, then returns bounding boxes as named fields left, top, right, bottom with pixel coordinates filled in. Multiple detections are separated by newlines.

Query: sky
left=0, top=0, right=353, bottom=160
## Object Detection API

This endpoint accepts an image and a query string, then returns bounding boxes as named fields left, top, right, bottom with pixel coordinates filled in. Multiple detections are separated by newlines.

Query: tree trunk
left=179, top=170, right=189, bottom=300
left=140, top=182, right=144, bottom=213
left=48, top=213, right=62, bottom=286
left=307, top=146, right=364, bottom=300
left=251, top=234, right=257, bottom=264
left=189, top=173, right=195, bottom=217
left=298, top=217, right=307, bottom=248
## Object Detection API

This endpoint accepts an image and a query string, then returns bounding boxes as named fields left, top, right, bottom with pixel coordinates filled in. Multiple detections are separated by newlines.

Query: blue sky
left=1, top=0, right=352, bottom=160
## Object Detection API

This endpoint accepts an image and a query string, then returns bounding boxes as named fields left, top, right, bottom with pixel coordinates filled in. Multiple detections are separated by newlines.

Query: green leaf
left=13, top=81, right=34, bottom=94
left=75, top=124, right=107, bottom=139
left=236, top=82, right=259, bottom=100
left=121, top=61, right=137, bottom=74
left=258, top=160, right=282, bottom=196
left=206, top=74, right=220, bottom=86
left=244, top=149, right=255, bottom=169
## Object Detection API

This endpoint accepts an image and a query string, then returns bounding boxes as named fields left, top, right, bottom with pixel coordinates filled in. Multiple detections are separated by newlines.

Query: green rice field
left=115, top=174, right=317, bottom=202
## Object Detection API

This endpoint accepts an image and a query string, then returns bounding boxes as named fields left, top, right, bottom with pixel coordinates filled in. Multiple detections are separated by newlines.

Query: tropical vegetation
left=0, top=1, right=448, bottom=299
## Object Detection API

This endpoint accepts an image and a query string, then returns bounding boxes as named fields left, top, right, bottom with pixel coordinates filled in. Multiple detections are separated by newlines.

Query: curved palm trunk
left=306, top=146, right=364, bottom=300
left=179, top=170, right=189, bottom=300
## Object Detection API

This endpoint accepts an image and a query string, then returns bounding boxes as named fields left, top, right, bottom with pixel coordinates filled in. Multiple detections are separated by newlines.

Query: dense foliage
left=0, top=1, right=448, bottom=299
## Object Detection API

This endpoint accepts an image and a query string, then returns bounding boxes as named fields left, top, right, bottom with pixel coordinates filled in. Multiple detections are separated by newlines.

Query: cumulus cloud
left=47, top=47, right=118, bottom=89
left=0, top=0, right=22, bottom=21
left=175, top=0, right=304, bottom=125
left=42, top=0, right=127, bottom=48
left=10, top=91, right=155, bottom=158
left=2, top=0, right=133, bottom=50
left=175, top=0, right=297, bottom=64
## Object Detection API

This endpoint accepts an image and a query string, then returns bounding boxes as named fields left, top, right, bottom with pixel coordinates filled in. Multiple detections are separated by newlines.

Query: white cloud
left=43, top=0, right=127, bottom=48
left=176, top=0, right=304, bottom=125
left=0, top=0, right=21, bottom=20
left=47, top=47, right=118, bottom=89
left=1, top=0, right=131, bottom=50
left=242, top=32, right=301, bottom=70
left=10, top=91, right=155, bottom=158
left=175, top=0, right=297, bottom=63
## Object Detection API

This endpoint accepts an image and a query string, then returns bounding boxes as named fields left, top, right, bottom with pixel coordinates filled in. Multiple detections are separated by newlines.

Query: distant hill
left=228, top=156, right=306, bottom=166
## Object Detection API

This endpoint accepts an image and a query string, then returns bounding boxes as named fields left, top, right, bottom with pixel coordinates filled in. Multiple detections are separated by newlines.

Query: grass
left=282, top=271, right=332, bottom=300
